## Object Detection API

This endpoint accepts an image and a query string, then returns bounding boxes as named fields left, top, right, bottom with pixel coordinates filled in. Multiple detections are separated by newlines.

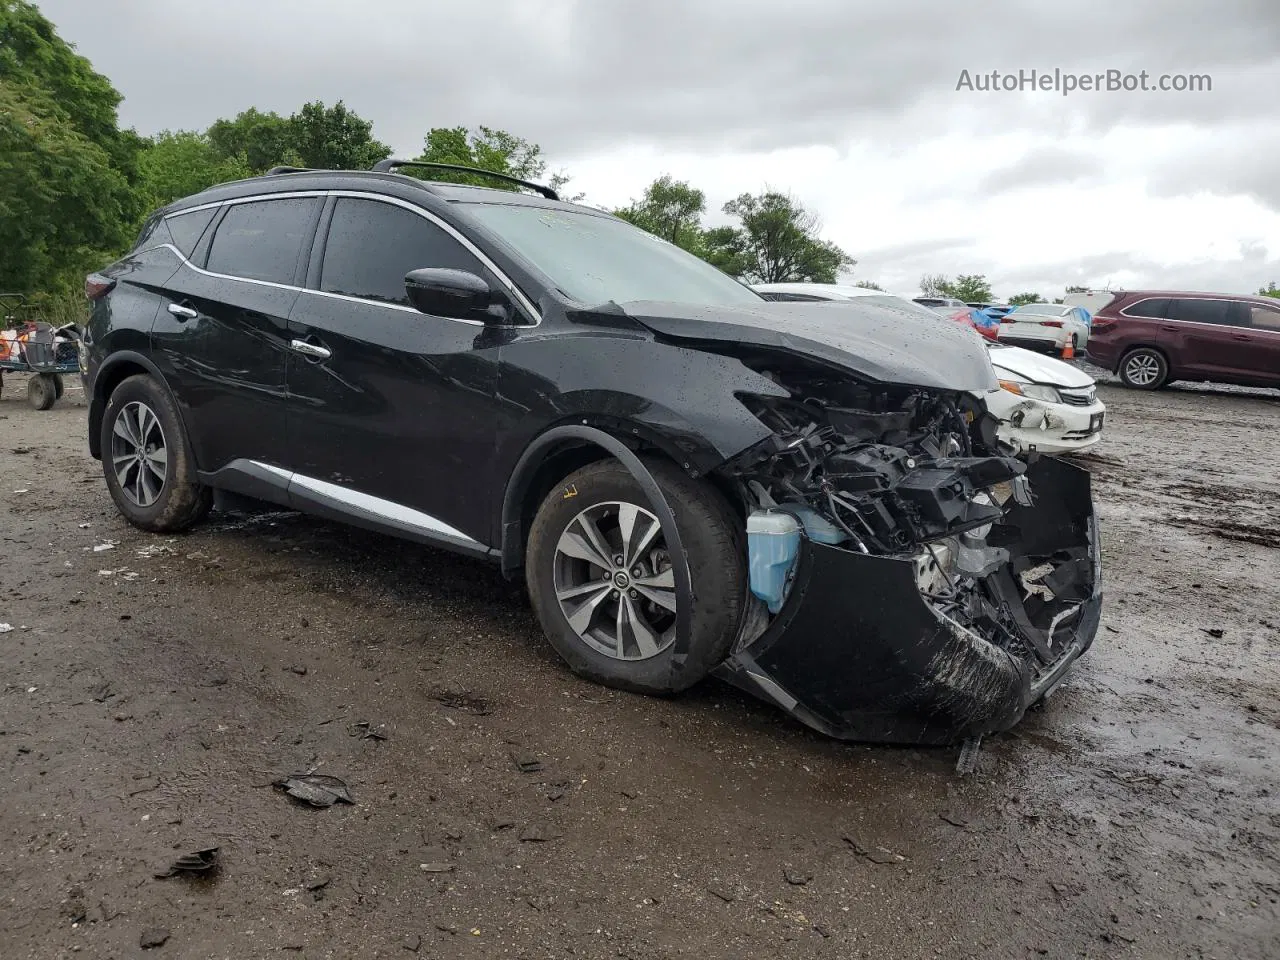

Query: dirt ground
left=1, top=368, right=1277, bottom=960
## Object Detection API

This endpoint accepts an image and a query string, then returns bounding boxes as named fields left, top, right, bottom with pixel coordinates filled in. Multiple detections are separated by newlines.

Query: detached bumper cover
left=714, top=460, right=1103, bottom=746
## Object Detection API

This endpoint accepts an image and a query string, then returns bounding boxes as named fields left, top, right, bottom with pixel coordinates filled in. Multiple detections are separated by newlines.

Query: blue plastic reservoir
left=747, top=510, right=802, bottom=614
left=775, top=503, right=847, bottom=545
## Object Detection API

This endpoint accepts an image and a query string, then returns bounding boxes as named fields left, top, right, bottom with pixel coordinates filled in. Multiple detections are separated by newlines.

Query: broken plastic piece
left=273, top=773, right=354, bottom=807
left=154, top=846, right=219, bottom=878
left=956, top=736, right=983, bottom=775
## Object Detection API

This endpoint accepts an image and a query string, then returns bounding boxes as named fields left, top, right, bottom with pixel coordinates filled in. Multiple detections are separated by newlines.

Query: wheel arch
left=89, top=351, right=189, bottom=462
left=499, top=422, right=704, bottom=671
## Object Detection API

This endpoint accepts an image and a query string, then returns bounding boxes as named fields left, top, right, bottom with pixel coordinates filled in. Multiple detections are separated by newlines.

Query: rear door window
left=1123, top=298, right=1170, bottom=318
left=1170, top=299, right=1230, bottom=326
left=318, top=197, right=486, bottom=307
left=206, top=197, right=321, bottom=285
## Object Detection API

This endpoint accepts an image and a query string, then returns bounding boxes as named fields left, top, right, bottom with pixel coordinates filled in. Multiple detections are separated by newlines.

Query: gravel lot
left=1, top=370, right=1277, bottom=959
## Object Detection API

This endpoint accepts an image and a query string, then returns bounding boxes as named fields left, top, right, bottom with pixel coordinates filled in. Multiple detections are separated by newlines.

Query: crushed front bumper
left=714, top=457, right=1102, bottom=746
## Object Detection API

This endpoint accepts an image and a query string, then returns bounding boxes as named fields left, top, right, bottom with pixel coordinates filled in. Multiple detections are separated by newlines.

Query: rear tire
left=1118, top=347, right=1168, bottom=390
left=100, top=374, right=212, bottom=532
left=526, top=456, right=745, bottom=695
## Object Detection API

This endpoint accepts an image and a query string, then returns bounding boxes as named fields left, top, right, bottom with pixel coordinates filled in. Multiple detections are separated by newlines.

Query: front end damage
left=713, top=365, right=1102, bottom=745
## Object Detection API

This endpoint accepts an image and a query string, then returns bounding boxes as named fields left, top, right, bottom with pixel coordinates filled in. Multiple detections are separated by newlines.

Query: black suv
left=82, top=161, right=1101, bottom=746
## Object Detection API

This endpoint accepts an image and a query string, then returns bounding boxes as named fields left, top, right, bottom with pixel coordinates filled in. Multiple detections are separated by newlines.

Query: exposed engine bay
left=724, top=364, right=1097, bottom=688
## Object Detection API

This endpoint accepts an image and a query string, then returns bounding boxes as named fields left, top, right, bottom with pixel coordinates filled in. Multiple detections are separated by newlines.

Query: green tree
left=919, top=274, right=950, bottom=297
left=135, top=131, right=251, bottom=213
left=207, top=107, right=297, bottom=174
left=1257, top=282, right=1280, bottom=299
left=412, top=125, right=574, bottom=196
left=854, top=280, right=886, bottom=291
left=943, top=274, right=993, bottom=302
left=0, top=1, right=140, bottom=292
left=287, top=100, right=390, bottom=170
left=1007, top=291, right=1044, bottom=306
left=1065, top=284, right=1088, bottom=294
left=614, top=175, right=706, bottom=253
left=709, top=191, right=854, bottom=284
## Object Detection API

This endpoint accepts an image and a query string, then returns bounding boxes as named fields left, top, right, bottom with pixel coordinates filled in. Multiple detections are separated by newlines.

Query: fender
left=87, top=349, right=192, bottom=463
left=499, top=424, right=696, bottom=680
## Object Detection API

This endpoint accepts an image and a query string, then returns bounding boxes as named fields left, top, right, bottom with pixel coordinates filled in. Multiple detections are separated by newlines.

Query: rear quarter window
left=164, top=208, right=218, bottom=258
left=1122, top=298, right=1170, bottom=319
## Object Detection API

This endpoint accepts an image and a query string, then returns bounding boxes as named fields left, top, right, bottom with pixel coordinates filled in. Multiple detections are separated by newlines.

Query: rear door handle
left=290, top=338, right=331, bottom=360
left=167, top=303, right=198, bottom=321
left=1232, top=334, right=1250, bottom=341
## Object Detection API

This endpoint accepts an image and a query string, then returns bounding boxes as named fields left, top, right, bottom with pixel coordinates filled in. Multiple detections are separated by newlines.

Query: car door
left=282, top=194, right=507, bottom=548
left=1166, top=298, right=1235, bottom=378
left=1238, top=301, right=1280, bottom=383
left=151, top=195, right=322, bottom=473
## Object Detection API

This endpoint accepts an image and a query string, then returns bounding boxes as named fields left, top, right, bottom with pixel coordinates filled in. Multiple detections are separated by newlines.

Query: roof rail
left=370, top=159, right=559, bottom=201
left=265, top=166, right=315, bottom=176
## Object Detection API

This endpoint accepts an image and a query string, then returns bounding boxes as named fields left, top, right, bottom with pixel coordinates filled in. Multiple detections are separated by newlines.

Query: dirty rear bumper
left=713, top=458, right=1102, bottom=746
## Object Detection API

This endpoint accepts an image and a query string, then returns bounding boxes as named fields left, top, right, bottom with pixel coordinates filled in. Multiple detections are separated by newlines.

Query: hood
left=612, top=299, right=998, bottom=393
left=987, top=344, right=1095, bottom=388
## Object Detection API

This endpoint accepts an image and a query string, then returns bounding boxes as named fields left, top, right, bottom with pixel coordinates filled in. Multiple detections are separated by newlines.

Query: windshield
left=459, top=202, right=764, bottom=307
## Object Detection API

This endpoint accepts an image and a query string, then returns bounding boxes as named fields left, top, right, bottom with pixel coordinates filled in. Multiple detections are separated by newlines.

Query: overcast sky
left=40, top=0, right=1280, bottom=298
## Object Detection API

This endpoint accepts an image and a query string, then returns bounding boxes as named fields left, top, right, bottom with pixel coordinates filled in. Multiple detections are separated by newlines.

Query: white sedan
left=997, top=302, right=1092, bottom=353
left=750, top=283, right=1106, bottom=455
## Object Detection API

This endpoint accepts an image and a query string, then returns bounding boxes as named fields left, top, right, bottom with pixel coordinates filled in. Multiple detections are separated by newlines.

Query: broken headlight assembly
left=998, top=378, right=1062, bottom=404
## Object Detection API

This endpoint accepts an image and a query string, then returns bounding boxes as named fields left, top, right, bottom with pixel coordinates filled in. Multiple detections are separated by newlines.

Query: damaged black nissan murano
left=81, top=161, right=1101, bottom=746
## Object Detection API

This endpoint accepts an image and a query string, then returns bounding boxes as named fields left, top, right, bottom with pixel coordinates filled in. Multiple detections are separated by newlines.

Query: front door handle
left=290, top=338, right=331, bottom=360
left=167, top=303, right=198, bottom=321
left=1232, top=334, right=1250, bottom=341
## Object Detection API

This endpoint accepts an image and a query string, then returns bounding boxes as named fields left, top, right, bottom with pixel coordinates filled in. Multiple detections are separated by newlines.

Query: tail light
left=1041, top=320, right=1064, bottom=328
left=1000, top=316, right=1015, bottom=323
left=1091, top=316, right=1117, bottom=331
left=85, top=273, right=116, bottom=300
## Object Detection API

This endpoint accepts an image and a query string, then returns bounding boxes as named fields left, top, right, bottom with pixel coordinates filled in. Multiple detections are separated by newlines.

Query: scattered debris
left=402, top=934, right=422, bottom=952
left=154, top=846, right=219, bottom=878
left=939, top=812, right=971, bottom=829
left=784, top=868, right=813, bottom=886
left=0, top=623, right=12, bottom=634
left=273, top=773, right=354, bottom=808
left=843, top=836, right=907, bottom=864
left=140, top=928, right=170, bottom=949
left=510, top=751, right=542, bottom=773
left=956, top=736, right=983, bottom=775
left=419, top=862, right=454, bottom=873
left=348, top=721, right=388, bottom=741
left=1201, top=627, right=1225, bottom=639
left=304, top=876, right=330, bottom=892
left=707, top=885, right=736, bottom=903
left=92, top=541, right=118, bottom=552
left=813, top=922, right=832, bottom=939
left=430, top=688, right=492, bottom=715
left=286, top=664, right=308, bottom=676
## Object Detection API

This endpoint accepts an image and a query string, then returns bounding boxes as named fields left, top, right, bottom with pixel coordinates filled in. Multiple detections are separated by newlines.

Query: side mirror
left=404, top=268, right=508, bottom=324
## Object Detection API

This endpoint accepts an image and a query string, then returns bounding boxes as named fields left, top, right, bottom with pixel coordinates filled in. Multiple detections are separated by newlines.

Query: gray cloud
left=1147, top=129, right=1280, bottom=211
left=38, top=0, right=1280, bottom=157
left=978, top=147, right=1105, bottom=195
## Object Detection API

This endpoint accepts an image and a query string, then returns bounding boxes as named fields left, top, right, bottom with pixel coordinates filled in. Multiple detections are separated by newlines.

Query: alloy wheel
left=109, top=401, right=168, bottom=507
left=1123, top=353, right=1161, bottom=387
left=552, top=501, right=678, bottom=661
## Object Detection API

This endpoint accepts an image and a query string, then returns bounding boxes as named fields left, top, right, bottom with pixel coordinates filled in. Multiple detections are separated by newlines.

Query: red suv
left=1086, top=290, right=1280, bottom=389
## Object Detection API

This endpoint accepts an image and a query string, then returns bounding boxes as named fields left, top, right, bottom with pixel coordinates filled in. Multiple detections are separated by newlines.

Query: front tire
left=1118, top=347, right=1168, bottom=390
left=100, top=374, right=212, bottom=532
left=526, top=457, right=745, bottom=695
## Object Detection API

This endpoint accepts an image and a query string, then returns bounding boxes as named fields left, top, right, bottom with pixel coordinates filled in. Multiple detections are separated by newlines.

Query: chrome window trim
left=1118, top=295, right=1251, bottom=332
left=159, top=188, right=541, bottom=326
